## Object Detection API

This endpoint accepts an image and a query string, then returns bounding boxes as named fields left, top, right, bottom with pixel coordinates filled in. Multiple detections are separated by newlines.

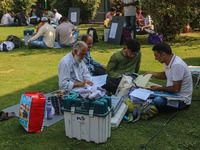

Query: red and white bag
left=19, top=92, right=47, bottom=132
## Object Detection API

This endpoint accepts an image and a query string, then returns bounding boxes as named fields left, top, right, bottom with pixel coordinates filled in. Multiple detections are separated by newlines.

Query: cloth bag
left=19, top=92, right=47, bottom=132
left=0, top=41, right=15, bottom=52
left=115, top=75, right=136, bottom=97
left=125, top=97, right=158, bottom=123
left=148, top=33, right=163, bottom=44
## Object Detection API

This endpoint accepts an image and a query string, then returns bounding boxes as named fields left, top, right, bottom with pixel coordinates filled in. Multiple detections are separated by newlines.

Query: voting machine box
left=24, top=29, right=34, bottom=45
left=62, top=92, right=112, bottom=143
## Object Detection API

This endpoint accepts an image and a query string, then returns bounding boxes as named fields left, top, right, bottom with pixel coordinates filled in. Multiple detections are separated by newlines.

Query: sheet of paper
left=71, top=12, right=77, bottom=22
left=134, top=74, right=152, bottom=88
left=91, top=74, right=108, bottom=87
left=129, top=88, right=154, bottom=100
left=109, top=23, right=118, bottom=39
left=146, top=82, right=162, bottom=89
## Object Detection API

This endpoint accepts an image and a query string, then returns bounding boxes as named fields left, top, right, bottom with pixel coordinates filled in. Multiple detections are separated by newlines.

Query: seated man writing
left=82, top=34, right=106, bottom=76
left=102, top=39, right=141, bottom=94
left=58, top=41, right=93, bottom=90
left=55, top=17, right=79, bottom=47
left=144, top=42, right=193, bottom=110
left=28, top=17, right=55, bottom=48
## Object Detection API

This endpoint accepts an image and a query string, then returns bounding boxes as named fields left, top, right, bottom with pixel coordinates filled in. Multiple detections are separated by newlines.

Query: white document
left=91, top=74, right=107, bottom=87
left=129, top=88, right=154, bottom=101
left=71, top=12, right=77, bottom=22
left=109, top=23, right=118, bottom=39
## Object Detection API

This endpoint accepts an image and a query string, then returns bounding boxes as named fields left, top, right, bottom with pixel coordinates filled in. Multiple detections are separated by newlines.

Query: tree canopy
left=141, top=0, right=200, bottom=41
left=49, top=0, right=101, bottom=23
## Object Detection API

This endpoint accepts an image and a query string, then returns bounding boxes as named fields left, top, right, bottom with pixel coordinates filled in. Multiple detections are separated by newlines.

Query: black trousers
left=102, top=77, right=121, bottom=94
left=93, top=66, right=106, bottom=76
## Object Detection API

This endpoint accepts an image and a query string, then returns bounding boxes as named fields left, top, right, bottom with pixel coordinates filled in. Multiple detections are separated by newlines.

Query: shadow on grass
left=0, top=75, right=59, bottom=110
left=183, top=57, right=200, bottom=66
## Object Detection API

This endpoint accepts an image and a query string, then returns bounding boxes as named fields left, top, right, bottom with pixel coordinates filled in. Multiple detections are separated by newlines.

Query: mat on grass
left=2, top=104, right=64, bottom=127
left=2, top=91, right=64, bottom=127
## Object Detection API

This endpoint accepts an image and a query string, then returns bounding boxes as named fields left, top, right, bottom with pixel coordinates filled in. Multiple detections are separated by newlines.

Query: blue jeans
left=30, top=37, right=48, bottom=49
left=59, top=31, right=79, bottom=48
left=125, top=16, right=136, bottom=39
left=152, top=96, right=188, bottom=111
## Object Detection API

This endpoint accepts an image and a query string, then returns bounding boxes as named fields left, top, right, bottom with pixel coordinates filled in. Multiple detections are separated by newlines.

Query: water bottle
left=47, top=100, right=53, bottom=120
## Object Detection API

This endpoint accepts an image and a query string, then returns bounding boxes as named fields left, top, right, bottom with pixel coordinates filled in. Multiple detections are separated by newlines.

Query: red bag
left=19, top=92, right=47, bottom=132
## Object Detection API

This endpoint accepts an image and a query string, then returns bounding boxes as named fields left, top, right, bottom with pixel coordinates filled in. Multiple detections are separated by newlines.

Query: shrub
left=142, top=0, right=200, bottom=41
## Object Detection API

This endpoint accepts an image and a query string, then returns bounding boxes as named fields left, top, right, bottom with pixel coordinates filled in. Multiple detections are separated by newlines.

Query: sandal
left=0, top=111, right=15, bottom=121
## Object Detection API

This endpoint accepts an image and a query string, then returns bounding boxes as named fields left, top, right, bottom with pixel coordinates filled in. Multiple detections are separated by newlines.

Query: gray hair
left=72, top=41, right=88, bottom=53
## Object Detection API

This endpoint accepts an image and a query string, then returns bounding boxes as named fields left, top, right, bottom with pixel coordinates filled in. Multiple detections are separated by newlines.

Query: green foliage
left=49, top=0, right=101, bottom=23
left=0, top=0, right=13, bottom=16
left=110, top=0, right=123, bottom=14
left=141, top=0, right=200, bottom=41
left=12, top=0, right=37, bottom=14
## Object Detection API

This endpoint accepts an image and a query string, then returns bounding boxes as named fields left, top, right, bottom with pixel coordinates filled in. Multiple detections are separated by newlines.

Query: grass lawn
left=0, top=24, right=200, bottom=150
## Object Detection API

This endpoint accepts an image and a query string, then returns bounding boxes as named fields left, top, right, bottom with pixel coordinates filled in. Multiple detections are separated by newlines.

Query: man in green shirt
left=43, top=8, right=54, bottom=20
left=102, top=39, right=141, bottom=94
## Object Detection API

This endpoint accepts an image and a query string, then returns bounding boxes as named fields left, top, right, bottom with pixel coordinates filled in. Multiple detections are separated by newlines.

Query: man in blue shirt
left=82, top=34, right=106, bottom=76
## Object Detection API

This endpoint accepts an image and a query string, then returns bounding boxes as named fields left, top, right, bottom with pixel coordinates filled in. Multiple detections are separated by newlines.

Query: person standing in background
left=121, top=0, right=139, bottom=39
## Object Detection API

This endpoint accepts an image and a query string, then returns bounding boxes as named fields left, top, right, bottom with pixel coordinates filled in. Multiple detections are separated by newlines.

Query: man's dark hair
left=126, top=39, right=140, bottom=52
left=152, top=42, right=172, bottom=55
left=8, top=11, right=13, bottom=14
left=59, top=17, right=67, bottom=22
left=110, top=7, right=116, bottom=12
left=43, top=8, right=48, bottom=11
left=31, top=5, right=36, bottom=9
left=81, top=34, right=92, bottom=42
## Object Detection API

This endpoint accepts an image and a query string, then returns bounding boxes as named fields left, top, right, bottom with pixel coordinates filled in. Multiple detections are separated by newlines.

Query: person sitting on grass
left=55, top=17, right=79, bottom=47
left=1, top=11, right=16, bottom=26
left=28, top=17, right=55, bottom=49
left=82, top=34, right=106, bottom=76
left=144, top=42, right=193, bottom=111
left=58, top=41, right=93, bottom=90
left=104, top=7, right=116, bottom=28
left=136, top=6, right=145, bottom=27
left=28, top=5, right=43, bottom=24
left=102, top=39, right=141, bottom=94
left=51, top=9, right=62, bottom=26
left=42, top=8, right=54, bottom=20
left=136, top=11, right=154, bottom=34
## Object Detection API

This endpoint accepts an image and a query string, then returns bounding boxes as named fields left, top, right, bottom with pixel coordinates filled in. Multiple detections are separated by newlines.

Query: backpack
left=125, top=97, right=158, bottom=123
left=121, top=28, right=132, bottom=45
left=6, top=35, right=23, bottom=48
left=87, top=27, right=98, bottom=43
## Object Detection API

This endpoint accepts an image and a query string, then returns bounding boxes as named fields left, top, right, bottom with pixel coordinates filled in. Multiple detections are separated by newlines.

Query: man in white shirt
left=51, top=9, right=62, bottom=26
left=58, top=41, right=93, bottom=90
left=1, top=11, right=15, bottom=26
left=144, top=42, right=193, bottom=110
left=28, top=17, right=55, bottom=48
left=121, top=0, right=138, bottom=39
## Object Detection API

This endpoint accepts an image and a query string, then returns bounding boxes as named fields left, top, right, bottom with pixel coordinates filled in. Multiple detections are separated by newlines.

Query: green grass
left=0, top=24, right=200, bottom=150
